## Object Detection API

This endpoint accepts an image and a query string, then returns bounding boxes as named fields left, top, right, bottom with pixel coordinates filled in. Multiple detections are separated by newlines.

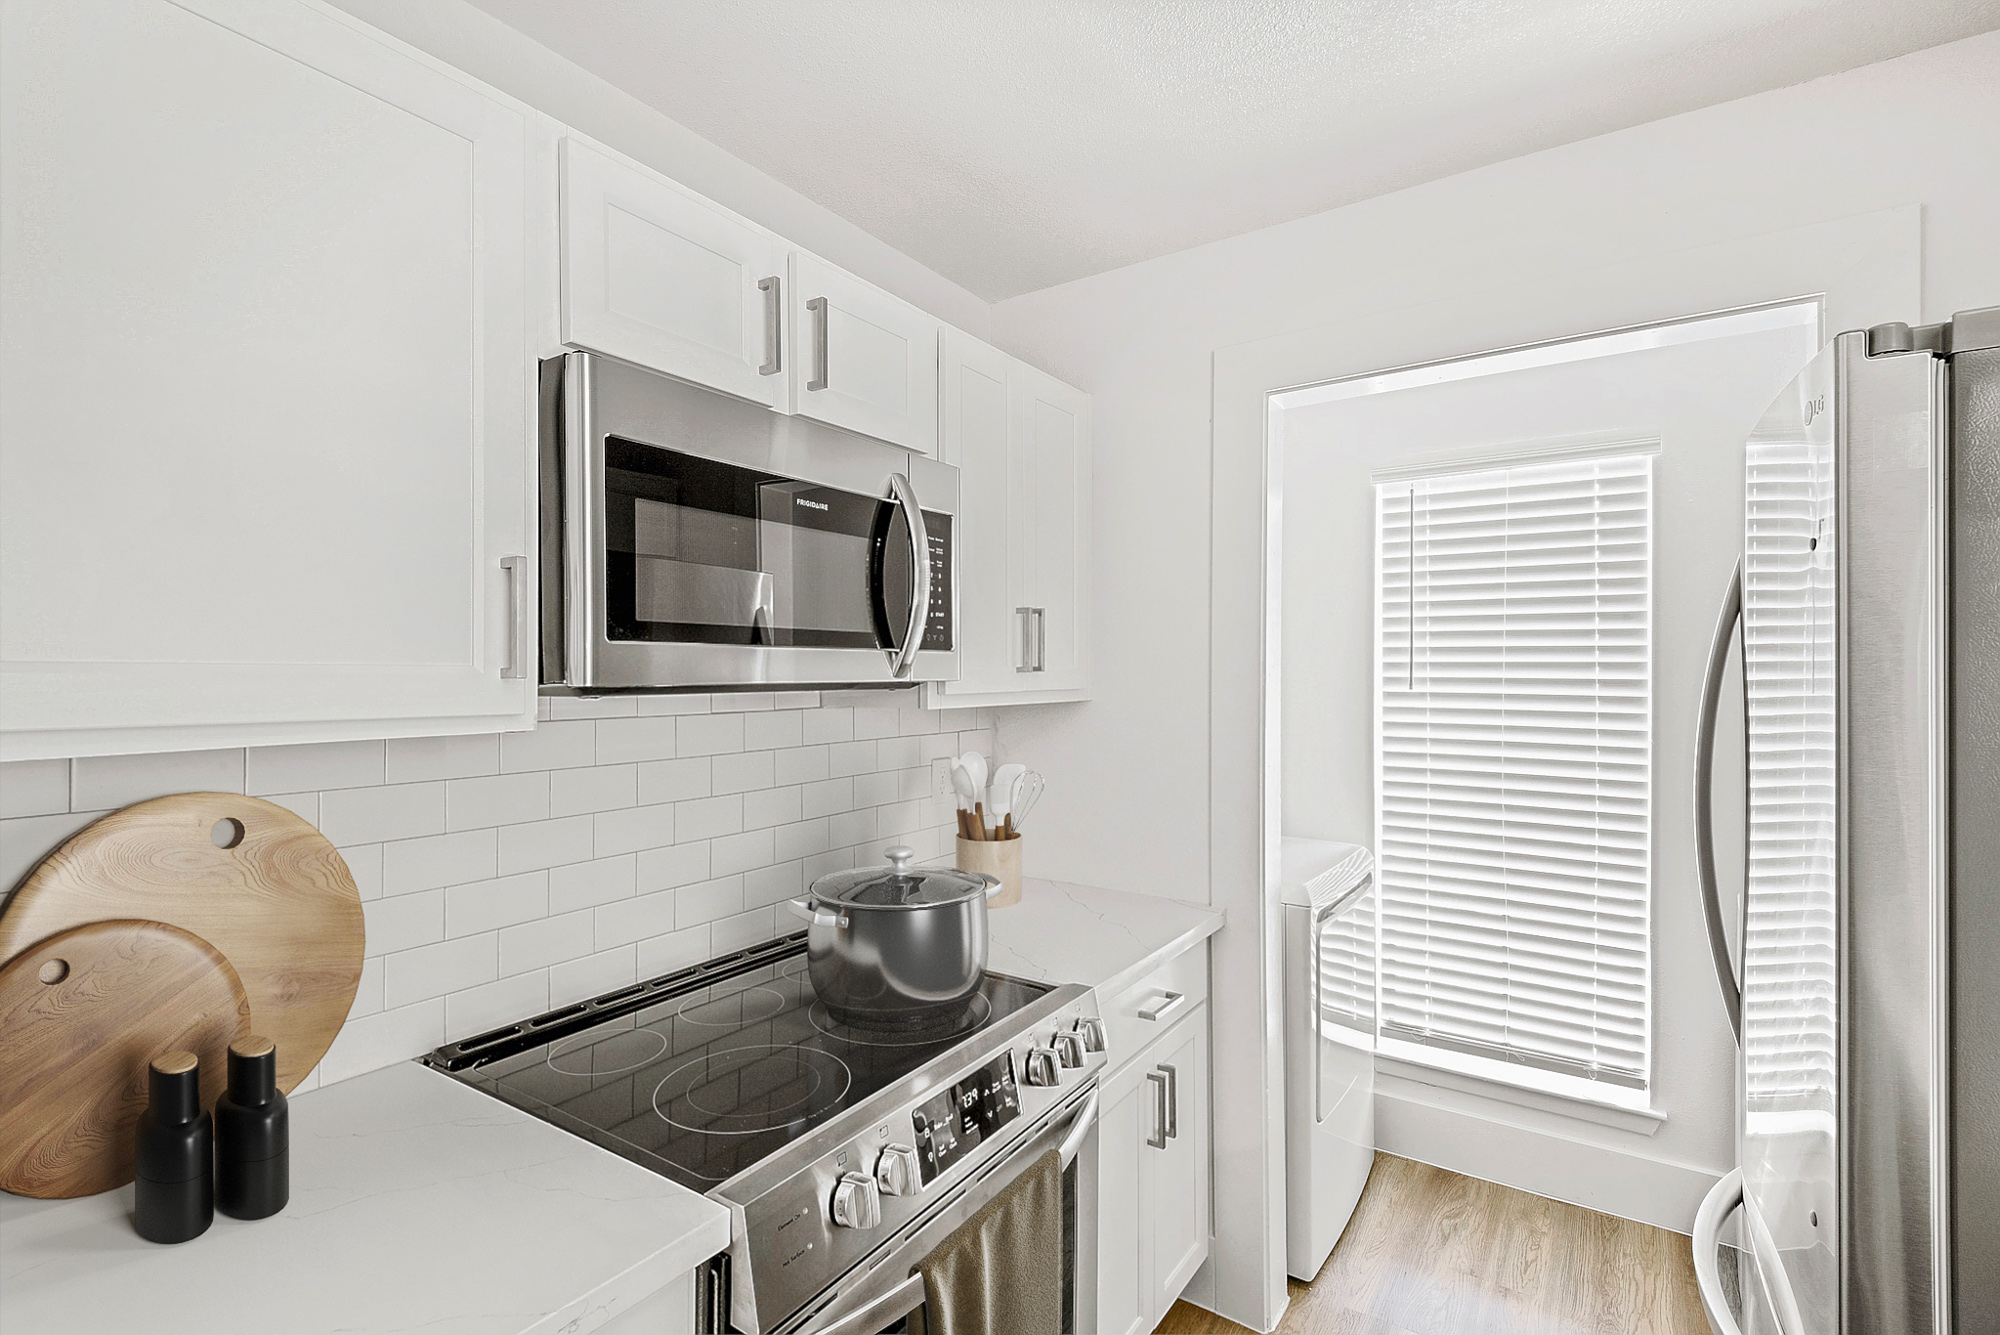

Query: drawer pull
left=1136, top=990, right=1190, bottom=1025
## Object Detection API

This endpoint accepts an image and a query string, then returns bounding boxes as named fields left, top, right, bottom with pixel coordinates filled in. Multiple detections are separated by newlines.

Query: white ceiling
left=469, top=0, right=2000, bottom=302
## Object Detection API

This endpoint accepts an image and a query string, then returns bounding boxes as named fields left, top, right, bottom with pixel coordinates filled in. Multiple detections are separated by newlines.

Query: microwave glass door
left=602, top=437, right=950, bottom=654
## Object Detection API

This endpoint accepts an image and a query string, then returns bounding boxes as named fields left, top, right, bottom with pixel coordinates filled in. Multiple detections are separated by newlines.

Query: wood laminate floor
left=1155, top=1153, right=1709, bottom=1335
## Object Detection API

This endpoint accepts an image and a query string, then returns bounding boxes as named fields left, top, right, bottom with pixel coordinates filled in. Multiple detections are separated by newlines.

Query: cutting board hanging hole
left=38, top=959, right=68, bottom=985
left=210, top=818, right=245, bottom=849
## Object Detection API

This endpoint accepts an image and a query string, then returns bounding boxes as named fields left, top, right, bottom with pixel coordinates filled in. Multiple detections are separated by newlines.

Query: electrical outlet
left=931, top=757, right=955, bottom=802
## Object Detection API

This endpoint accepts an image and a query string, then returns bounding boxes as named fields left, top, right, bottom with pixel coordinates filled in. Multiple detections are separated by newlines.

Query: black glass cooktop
left=425, top=937, right=1051, bottom=1193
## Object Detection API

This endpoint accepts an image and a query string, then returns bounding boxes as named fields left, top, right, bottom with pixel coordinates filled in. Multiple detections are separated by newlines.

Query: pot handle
left=979, top=875, right=1005, bottom=900
left=786, top=898, right=846, bottom=928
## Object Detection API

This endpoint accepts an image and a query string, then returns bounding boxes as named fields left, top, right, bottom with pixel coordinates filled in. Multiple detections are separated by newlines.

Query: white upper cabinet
left=926, top=338, right=1091, bottom=707
left=789, top=252, right=940, bottom=455
left=558, top=136, right=787, bottom=410
left=0, top=0, right=542, bottom=760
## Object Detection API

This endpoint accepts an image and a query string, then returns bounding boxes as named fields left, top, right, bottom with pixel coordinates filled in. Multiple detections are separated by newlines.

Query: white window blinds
left=1374, top=451, right=1653, bottom=1093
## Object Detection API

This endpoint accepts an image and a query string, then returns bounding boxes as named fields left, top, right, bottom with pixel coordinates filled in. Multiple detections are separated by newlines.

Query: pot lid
left=810, top=846, right=992, bottom=910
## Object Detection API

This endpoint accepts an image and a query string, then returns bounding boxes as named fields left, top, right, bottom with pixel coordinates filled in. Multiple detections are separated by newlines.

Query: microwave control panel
left=921, top=512, right=953, bottom=651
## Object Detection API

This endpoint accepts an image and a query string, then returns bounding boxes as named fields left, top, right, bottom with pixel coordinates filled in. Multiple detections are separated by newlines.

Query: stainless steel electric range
left=423, top=934, right=1107, bottom=1335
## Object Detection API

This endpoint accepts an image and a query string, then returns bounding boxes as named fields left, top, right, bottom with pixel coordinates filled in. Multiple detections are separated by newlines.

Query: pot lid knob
left=884, top=845, right=915, bottom=873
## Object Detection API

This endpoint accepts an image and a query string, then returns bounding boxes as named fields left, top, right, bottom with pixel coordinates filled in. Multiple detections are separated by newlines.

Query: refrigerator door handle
left=1693, top=1168, right=1746, bottom=1335
left=1695, top=557, right=1743, bottom=1043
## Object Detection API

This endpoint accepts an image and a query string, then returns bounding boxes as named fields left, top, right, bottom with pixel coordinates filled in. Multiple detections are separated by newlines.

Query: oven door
left=543, top=352, right=958, bottom=692
left=761, top=1083, right=1098, bottom=1335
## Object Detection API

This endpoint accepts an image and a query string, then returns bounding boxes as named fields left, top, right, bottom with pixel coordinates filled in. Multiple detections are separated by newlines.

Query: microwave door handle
left=887, top=472, right=930, bottom=679
left=1695, top=556, right=1744, bottom=1043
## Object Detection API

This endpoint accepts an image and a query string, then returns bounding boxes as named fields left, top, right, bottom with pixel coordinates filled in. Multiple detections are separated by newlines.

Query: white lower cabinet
left=1097, top=1001, right=1211, bottom=1335
left=0, top=0, right=542, bottom=759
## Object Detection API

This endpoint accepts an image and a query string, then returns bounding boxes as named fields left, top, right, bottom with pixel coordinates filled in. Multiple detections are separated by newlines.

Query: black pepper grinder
left=215, top=1035, right=288, bottom=1220
left=133, top=1050, right=213, bottom=1243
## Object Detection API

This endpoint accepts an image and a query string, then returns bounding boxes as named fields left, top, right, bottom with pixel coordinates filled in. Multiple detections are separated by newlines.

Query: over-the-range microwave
left=538, top=352, right=958, bottom=694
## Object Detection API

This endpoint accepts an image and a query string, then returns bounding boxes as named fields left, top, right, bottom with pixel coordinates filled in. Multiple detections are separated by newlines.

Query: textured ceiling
left=468, top=0, right=2000, bottom=301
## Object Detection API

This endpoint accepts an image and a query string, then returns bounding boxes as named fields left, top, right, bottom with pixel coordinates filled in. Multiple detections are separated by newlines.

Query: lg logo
left=1804, top=395, right=1826, bottom=426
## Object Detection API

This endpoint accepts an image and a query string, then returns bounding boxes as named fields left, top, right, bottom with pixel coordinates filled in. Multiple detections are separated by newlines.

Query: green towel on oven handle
left=917, top=1146, right=1063, bottom=1335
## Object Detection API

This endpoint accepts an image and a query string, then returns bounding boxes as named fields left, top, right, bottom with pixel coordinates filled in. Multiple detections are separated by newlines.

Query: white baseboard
left=1374, top=1082, right=1724, bottom=1234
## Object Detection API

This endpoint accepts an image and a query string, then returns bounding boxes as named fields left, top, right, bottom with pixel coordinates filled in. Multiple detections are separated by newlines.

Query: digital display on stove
left=911, top=1053, right=1020, bottom=1185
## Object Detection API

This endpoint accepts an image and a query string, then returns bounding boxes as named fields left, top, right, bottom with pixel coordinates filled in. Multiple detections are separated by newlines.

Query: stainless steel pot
left=787, top=845, right=1001, bottom=1028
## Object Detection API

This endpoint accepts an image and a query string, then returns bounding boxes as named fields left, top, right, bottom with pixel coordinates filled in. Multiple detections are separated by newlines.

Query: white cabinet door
left=789, top=252, right=938, bottom=454
left=935, top=330, right=1020, bottom=697
left=0, top=0, right=539, bottom=759
left=1095, top=1057, right=1153, bottom=1335
left=1009, top=365, right=1091, bottom=693
left=559, top=136, right=786, bottom=409
left=1147, top=1011, right=1212, bottom=1317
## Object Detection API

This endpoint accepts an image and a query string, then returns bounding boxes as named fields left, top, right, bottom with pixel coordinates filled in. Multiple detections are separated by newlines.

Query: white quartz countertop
left=986, top=878, right=1223, bottom=999
left=0, top=1061, right=730, bottom=1335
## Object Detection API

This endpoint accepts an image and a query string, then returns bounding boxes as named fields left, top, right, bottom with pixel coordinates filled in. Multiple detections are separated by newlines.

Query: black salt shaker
left=215, top=1035, right=288, bottom=1220
left=134, top=1050, right=212, bottom=1243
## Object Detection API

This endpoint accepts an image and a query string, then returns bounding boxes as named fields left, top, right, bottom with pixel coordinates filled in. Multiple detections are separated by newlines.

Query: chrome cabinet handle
left=806, top=295, right=829, bottom=391
left=500, top=555, right=527, bottom=680
left=886, top=473, right=930, bottom=679
left=1015, top=606, right=1046, bottom=672
left=1159, top=1062, right=1178, bottom=1139
left=757, top=276, right=782, bottom=375
left=1695, top=557, right=1743, bottom=1042
left=1136, top=990, right=1189, bottom=1025
left=1145, top=1071, right=1169, bottom=1150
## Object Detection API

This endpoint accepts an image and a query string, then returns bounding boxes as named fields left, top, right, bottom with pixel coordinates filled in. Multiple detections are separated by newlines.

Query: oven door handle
left=1058, top=1087, right=1098, bottom=1170
left=886, top=472, right=930, bottom=679
left=804, top=1272, right=928, bottom=1335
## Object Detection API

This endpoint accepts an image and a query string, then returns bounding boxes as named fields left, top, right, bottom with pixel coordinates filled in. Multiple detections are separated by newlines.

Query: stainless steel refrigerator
left=1689, top=306, right=1998, bottom=1335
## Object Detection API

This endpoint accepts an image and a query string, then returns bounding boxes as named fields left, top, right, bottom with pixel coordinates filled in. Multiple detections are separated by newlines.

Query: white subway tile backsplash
left=852, top=771, right=898, bottom=808
left=595, top=888, right=680, bottom=950
left=826, top=741, right=877, bottom=778
left=346, top=955, right=385, bottom=1022
left=338, top=843, right=383, bottom=901
left=496, top=814, right=596, bottom=874
left=385, top=934, right=496, bottom=1009
left=446, top=972, right=548, bottom=1039
left=802, top=847, right=856, bottom=881
left=382, top=829, right=497, bottom=897
left=774, top=818, right=830, bottom=863
left=899, top=710, right=941, bottom=737
left=802, top=708, right=854, bottom=745
left=827, top=808, right=878, bottom=849
left=675, top=713, right=746, bottom=756
left=319, top=782, right=446, bottom=847
left=676, top=875, right=743, bottom=928
left=550, top=696, right=638, bottom=719
left=445, top=871, right=549, bottom=937
left=743, top=710, right=804, bottom=752
left=876, top=736, right=919, bottom=770
left=637, top=756, right=711, bottom=805
left=317, top=1000, right=445, bottom=1086
left=1, top=759, right=70, bottom=819
left=245, top=740, right=385, bottom=796
left=73, top=748, right=244, bottom=812
left=595, top=716, right=677, bottom=765
left=499, top=908, right=595, bottom=975
left=551, top=763, right=637, bottom=818
left=364, top=889, right=444, bottom=955
left=918, top=733, right=960, bottom=763
left=744, top=860, right=803, bottom=910
left=549, top=854, right=636, bottom=914
left=742, top=785, right=803, bottom=832
left=549, top=946, right=636, bottom=1008
left=675, top=793, right=743, bottom=841
left=711, top=750, right=775, bottom=795
left=261, top=791, right=319, bottom=825
left=710, top=828, right=774, bottom=877
left=713, top=906, right=778, bottom=953
left=709, top=693, right=775, bottom=713
left=384, top=734, right=499, bottom=785
left=636, top=694, right=711, bottom=716
left=775, top=692, right=821, bottom=710
left=593, top=802, right=675, bottom=857
left=636, top=925, right=710, bottom=976
left=773, top=745, right=830, bottom=787
left=852, top=707, right=903, bottom=741
left=637, top=841, right=709, bottom=893
left=446, top=772, right=550, bottom=831
left=800, top=778, right=855, bottom=819
left=500, top=719, right=597, bottom=773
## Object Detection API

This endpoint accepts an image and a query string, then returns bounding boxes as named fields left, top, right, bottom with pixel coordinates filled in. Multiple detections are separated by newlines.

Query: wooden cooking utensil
left=0, top=919, right=249, bottom=1198
left=0, top=793, right=363, bottom=1094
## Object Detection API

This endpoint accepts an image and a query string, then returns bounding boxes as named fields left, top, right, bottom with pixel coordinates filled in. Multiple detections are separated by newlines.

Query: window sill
left=1374, top=1051, right=1667, bottom=1136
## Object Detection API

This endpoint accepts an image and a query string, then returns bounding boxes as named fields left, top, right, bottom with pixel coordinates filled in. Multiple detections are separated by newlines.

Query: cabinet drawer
left=1101, top=944, right=1207, bottom=1077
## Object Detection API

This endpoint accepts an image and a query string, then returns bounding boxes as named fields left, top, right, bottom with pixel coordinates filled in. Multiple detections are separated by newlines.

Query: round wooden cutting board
left=0, top=919, right=250, bottom=1198
left=0, top=793, right=363, bottom=1095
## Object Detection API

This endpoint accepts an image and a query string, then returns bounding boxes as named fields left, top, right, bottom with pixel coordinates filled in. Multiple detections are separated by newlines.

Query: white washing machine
left=1281, top=837, right=1377, bottom=1282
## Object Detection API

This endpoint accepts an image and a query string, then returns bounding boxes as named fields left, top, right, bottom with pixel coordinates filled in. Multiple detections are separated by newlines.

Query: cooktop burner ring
left=545, top=1025, right=669, bottom=1077
left=651, top=1044, right=854, bottom=1137
left=805, top=991, right=993, bottom=1047
left=674, top=984, right=787, bottom=1027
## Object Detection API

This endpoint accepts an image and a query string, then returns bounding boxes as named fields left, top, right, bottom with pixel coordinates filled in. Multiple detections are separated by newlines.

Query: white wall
left=989, top=27, right=2000, bottom=1324
left=0, top=693, right=991, bottom=1094
left=323, top=0, right=990, bottom=339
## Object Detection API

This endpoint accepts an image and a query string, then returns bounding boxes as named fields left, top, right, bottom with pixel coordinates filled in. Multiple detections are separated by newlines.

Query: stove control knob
left=1074, top=1017, right=1107, bottom=1053
left=831, top=1171, right=881, bottom=1229
left=1053, top=1031, right=1086, bottom=1069
left=1023, top=1046, right=1062, bottom=1086
left=876, top=1143, right=922, bottom=1197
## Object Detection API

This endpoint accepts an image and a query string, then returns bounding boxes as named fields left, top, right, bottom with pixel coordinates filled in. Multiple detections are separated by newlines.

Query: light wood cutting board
left=0, top=919, right=250, bottom=1198
left=0, top=793, right=364, bottom=1094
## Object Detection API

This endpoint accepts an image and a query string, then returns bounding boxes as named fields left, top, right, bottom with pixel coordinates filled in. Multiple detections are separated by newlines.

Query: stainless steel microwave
left=538, top=352, right=957, bottom=693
